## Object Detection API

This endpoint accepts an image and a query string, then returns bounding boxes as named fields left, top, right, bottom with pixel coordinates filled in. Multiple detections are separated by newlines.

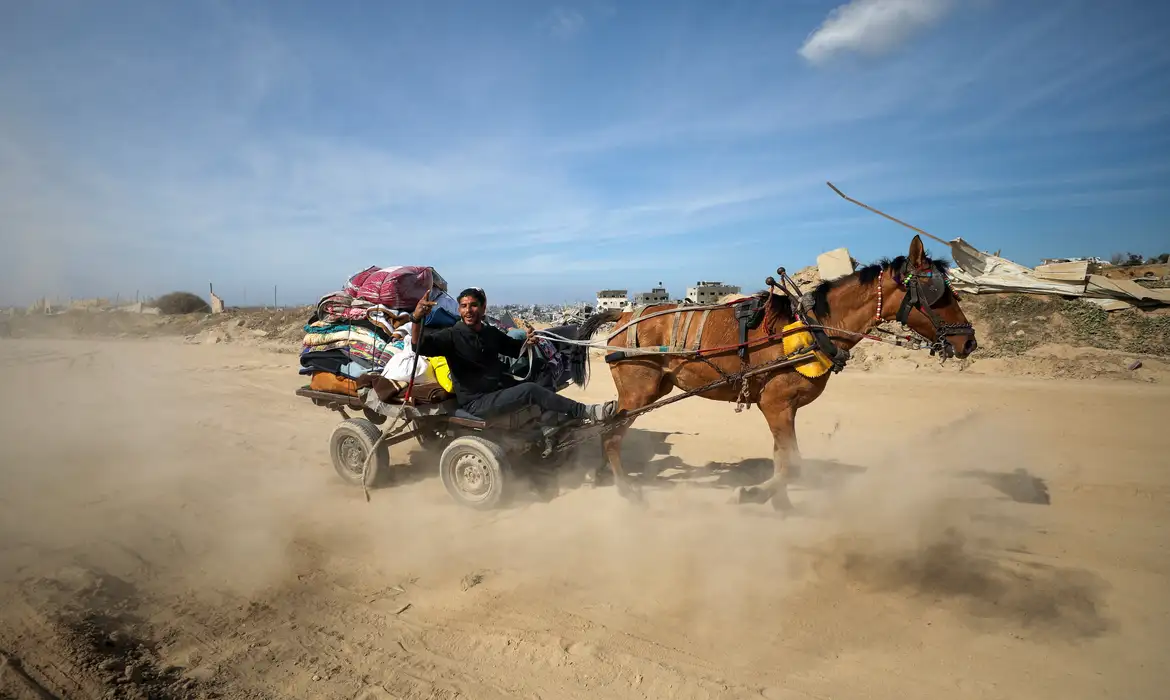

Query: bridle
left=883, top=261, right=975, bottom=358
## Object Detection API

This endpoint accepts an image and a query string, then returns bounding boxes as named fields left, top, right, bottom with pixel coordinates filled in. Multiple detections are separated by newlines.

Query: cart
left=296, top=342, right=585, bottom=510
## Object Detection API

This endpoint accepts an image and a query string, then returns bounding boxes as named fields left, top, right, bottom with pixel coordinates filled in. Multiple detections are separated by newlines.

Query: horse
left=591, top=235, right=978, bottom=510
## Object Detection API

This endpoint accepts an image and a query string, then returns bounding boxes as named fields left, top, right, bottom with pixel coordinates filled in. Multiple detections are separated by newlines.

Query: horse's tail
left=569, top=309, right=622, bottom=388
left=577, top=308, right=622, bottom=341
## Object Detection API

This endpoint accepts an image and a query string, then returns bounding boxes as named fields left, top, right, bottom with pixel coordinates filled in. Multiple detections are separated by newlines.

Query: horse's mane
left=809, top=254, right=950, bottom=319
left=747, top=289, right=795, bottom=321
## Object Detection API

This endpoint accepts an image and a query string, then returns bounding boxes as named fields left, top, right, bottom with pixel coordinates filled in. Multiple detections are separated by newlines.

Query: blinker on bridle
left=885, top=261, right=975, bottom=357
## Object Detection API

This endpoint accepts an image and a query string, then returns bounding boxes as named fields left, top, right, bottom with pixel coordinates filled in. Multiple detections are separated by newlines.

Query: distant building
left=596, top=289, right=630, bottom=311
left=633, top=284, right=670, bottom=306
left=1041, top=256, right=1106, bottom=266
left=686, top=281, right=741, bottom=304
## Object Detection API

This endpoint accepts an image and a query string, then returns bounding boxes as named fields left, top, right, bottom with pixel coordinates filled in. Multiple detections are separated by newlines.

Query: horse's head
left=885, top=235, right=977, bottom=359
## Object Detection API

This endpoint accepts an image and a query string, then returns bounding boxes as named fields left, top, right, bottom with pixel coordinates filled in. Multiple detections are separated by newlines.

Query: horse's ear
left=908, top=235, right=926, bottom=268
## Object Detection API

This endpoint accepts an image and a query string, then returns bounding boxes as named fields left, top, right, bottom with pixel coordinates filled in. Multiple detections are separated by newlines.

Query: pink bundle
left=344, top=266, right=449, bottom=311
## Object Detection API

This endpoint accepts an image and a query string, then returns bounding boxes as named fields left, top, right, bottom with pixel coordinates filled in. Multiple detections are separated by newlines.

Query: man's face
left=458, top=295, right=485, bottom=326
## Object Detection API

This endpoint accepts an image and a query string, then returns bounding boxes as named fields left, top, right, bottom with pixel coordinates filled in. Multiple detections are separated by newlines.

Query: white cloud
left=799, top=0, right=955, bottom=65
left=548, top=8, right=586, bottom=38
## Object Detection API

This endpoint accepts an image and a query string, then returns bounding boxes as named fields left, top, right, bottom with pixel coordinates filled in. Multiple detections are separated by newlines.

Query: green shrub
left=1058, top=300, right=1118, bottom=349
left=154, top=292, right=211, bottom=315
left=1116, top=311, right=1170, bottom=356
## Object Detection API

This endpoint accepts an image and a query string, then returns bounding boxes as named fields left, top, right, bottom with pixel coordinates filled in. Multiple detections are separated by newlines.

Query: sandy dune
left=1, top=336, right=1168, bottom=699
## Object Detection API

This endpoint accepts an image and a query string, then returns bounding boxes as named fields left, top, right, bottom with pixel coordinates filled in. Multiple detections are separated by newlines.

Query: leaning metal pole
left=825, top=181, right=951, bottom=247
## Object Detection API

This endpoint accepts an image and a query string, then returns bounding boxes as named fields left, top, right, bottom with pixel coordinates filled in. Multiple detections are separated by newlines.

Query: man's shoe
left=585, top=400, right=619, bottom=423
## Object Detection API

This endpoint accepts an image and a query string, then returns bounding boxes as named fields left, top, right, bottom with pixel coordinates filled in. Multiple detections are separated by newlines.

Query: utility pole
left=273, top=285, right=278, bottom=309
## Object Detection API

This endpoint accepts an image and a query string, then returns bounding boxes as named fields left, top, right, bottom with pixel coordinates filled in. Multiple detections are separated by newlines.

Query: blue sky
left=2, top=0, right=1168, bottom=306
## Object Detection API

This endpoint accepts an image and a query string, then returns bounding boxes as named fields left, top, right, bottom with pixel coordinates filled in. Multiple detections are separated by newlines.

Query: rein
left=539, top=256, right=973, bottom=367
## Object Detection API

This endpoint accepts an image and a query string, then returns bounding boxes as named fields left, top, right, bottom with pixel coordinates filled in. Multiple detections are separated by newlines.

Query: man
left=411, top=288, right=616, bottom=436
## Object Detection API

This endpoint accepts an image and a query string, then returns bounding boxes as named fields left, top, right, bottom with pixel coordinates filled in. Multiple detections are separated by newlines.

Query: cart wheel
left=439, top=436, right=509, bottom=510
left=329, top=418, right=388, bottom=487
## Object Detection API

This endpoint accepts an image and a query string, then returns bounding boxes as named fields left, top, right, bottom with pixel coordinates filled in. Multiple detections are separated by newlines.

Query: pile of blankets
left=300, top=265, right=458, bottom=397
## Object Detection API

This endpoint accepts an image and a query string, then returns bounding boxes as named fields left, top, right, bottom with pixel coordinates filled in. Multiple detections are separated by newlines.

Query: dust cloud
left=1, top=338, right=1167, bottom=699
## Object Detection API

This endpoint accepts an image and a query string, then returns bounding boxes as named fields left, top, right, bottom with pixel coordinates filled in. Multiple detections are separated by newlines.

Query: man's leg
left=466, top=383, right=589, bottom=420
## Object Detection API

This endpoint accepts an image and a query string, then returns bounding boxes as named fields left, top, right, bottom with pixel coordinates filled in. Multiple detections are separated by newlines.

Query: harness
left=607, top=287, right=831, bottom=412
left=890, top=261, right=975, bottom=358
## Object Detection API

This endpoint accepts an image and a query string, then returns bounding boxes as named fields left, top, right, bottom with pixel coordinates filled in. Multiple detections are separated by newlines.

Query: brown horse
left=595, top=235, right=977, bottom=509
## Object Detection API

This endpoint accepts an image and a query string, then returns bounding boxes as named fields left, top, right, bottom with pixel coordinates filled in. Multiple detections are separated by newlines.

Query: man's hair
left=457, top=287, right=486, bottom=306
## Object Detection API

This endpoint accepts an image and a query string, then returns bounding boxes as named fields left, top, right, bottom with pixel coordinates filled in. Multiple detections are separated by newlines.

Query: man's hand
left=412, top=297, right=436, bottom=323
left=522, top=321, right=539, bottom=348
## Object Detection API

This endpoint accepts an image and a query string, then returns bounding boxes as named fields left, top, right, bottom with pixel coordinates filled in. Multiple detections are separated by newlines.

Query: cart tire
left=439, top=436, right=509, bottom=510
left=329, top=418, right=389, bottom=487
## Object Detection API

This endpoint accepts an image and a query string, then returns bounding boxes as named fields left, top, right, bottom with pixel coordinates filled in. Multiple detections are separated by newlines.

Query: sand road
left=1, top=337, right=1168, bottom=699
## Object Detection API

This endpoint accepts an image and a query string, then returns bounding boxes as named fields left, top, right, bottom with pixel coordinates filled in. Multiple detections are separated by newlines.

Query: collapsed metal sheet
left=945, top=238, right=1170, bottom=308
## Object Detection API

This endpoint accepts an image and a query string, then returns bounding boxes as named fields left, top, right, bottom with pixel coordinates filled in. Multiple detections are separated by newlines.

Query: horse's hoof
left=735, top=486, right=770, bottom=505
left=617, top=482, right=645, bottom=506
left=771, top=494, right=795, bottom=515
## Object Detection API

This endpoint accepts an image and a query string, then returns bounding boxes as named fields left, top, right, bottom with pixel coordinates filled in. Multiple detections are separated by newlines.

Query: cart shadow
left=665, top=457, right=869, bottom=492
left=376, top=448, right=443, bottom=488
left=555, top=428, right=868, bottom=495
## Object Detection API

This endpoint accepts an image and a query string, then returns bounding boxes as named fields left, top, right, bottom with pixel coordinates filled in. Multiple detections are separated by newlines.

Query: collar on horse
left=764, top=270, right=851, bottom=374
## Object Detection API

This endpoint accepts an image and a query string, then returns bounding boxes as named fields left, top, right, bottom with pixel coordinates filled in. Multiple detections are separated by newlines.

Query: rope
left=533, top=329, right=696, bottom=356
left=536, top=321, right=930, bottom=357
left=550, top=346, right=820, bottom=453
left=601, top=301, right=733, bottom=341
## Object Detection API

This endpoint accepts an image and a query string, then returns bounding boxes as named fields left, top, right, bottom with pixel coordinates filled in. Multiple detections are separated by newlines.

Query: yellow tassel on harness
left=781, top=321, right=835, bottom=378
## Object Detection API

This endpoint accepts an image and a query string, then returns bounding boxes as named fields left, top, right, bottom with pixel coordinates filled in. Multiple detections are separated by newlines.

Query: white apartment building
left=686, top=281, right=741, bottom=304
left=596, top=289, right=630, bottom=311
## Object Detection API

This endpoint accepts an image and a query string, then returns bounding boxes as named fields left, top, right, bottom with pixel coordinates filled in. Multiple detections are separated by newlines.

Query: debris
left=393, top=603, right=412, bottom=615
left=460, top=572, right=485, bottom=591
left=1129, top=360, right=1143, bottom=371
left=816, top=247, right=855, bottom=281
left=824, top=182, right=1170, bottom=311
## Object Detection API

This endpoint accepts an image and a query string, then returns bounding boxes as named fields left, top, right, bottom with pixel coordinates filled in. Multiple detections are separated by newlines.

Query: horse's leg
left=736, top=393, right=798, bottom=513
left=602, top=368, right=670, bottom=504
left=581, top=437, right=611, bottom=487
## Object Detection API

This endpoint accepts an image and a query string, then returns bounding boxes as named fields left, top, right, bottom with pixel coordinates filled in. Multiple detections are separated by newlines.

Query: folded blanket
left=309, top=372, right=359, bottom=396
left=303, top=324, right=388, bottom=350
left=302, top=337, right=398, bottom=368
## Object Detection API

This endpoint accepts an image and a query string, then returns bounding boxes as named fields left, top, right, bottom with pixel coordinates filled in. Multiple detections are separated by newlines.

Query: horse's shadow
left=556, top=429, right=1052, bottom=507
left=958, top=468, right=1051, bottom=505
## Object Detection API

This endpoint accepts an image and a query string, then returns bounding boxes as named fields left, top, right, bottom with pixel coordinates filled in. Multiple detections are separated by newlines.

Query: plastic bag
left=380, top=347, right=437, bottom=384
left=428, top=356, right=454, bottom=392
